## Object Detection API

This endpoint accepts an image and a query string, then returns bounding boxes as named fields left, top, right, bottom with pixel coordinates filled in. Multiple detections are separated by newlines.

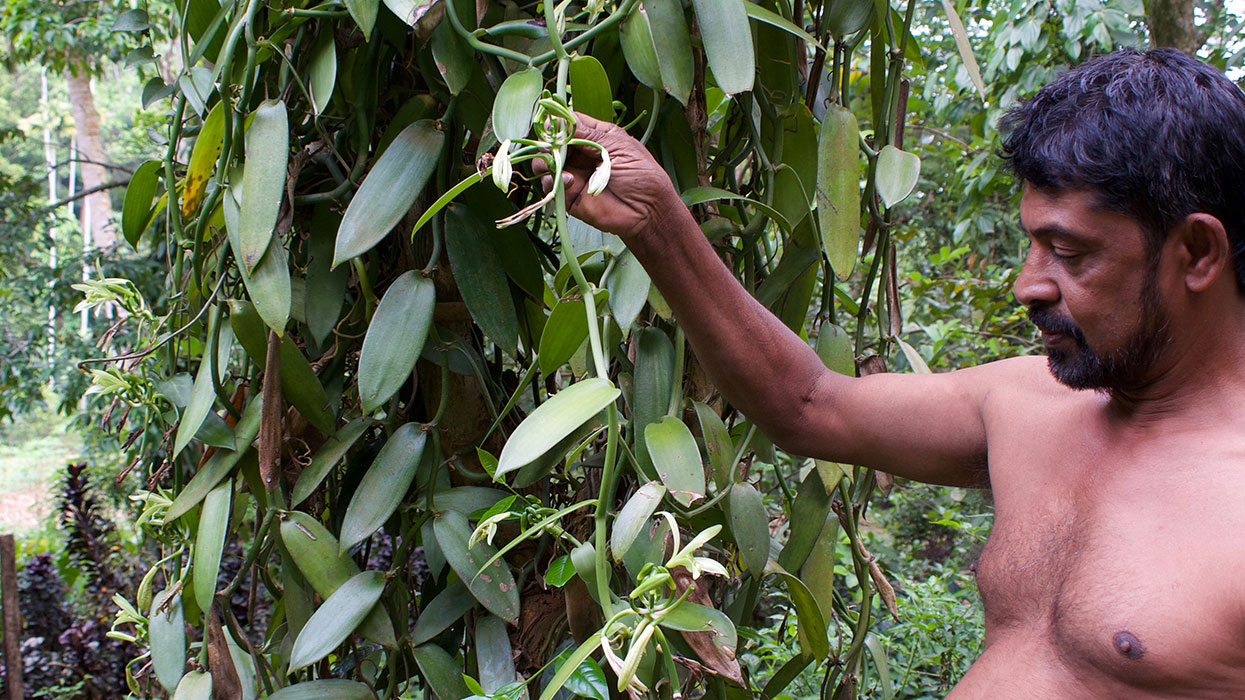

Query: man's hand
left=539, top=113, right=681, bottom=242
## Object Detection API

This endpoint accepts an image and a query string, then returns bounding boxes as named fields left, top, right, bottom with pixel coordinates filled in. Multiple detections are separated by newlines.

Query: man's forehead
left=1018, top=183, right=1138, bottom=237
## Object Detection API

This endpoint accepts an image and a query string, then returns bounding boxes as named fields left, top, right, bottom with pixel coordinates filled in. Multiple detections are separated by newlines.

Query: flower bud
left=492, top=140, right=513, bottom=191
left=586, top=148, right=611, bottom=196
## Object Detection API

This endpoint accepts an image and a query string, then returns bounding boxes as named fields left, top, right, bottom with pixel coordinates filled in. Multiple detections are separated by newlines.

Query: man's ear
left=1172, top=213, right=1231, bottom=293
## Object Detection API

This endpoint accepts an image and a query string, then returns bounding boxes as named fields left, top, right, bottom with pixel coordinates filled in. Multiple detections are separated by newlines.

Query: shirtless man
left=551, top=48, right=1245, bottom=698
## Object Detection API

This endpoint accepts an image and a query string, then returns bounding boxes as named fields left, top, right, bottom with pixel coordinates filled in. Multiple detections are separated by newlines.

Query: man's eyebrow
left=1022, top=224, right=1094, bottom=243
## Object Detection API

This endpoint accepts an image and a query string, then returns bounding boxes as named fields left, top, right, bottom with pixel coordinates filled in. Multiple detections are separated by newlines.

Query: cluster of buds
left=490, top=95, right=613, bottom=227
left=600, top=519, right=726, bottom=694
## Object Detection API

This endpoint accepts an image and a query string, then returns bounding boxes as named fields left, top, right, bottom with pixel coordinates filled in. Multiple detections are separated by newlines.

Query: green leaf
left=304, top=207, right=350, bottom=346
left=282, top=545, right=314, bottom=641
left=476, top=614, right=516, bottom=693
left=166, top=399, right=263, bottom=522
left=358, top=271, right=436, bottom=413
left=339, top=422, right=426, bottom=551
left=334, top=120, right=444, bottom=266
left=610, top=481, right=665, bottom=561
left=657, top=601, right=738, bottom=657
left=193, top=412, right=235, bottom=450
left=691, top=0, right=753, bottom=95
left=537, top=633, right=603, bottom=700
left=267, top=680, right=376, bottom=700
left=237, top=100, right=289, bottom=273
left=743, top=2, right=825, bottom=50
left=344, top=0, right=379, bottom=40
left=632, top=328, right=673, bottom=479
left=112, top=9, right=150, bottom=32
left=122, top=160, right=160, bottom=248
left=762, top=654, right=814, bottom=699
left=292, top=418, right=370, bottom=505
left=771, top=108, right=820, bottom=236
left=941, top=0, right=986, bottom=101
left=560, top=655, right=608, bottom=700
left=496, top=378, right=620, bottom=478
left=428, top=487, right=511, bottom=515
left=432, top=510, right=520, bottom=624
left=309, top=29, right=337, bottom=114
left=289, top=571, right=387, bottom=672
left=570, top=542, right=600, bottom=602
left=445, top=205, right=519, bottom=355
left=605, top=250, right=650, bottom=337
left=728, top=483, right=770, bottom=574
left=279, top=512, right=397, bottom=647
left=229, top=184, right=292, bottom=337
left=539, top=294, right=589, bottom=377
left=172, top=312, right=231, bottom=458
left=278, top=337, right=335, bottom=433
left=776, top=469, right=831, bottom=572
left=826, top=0, right=875, bottom=39
left=492, top=67, right=544, bottom=142
left=544, top=554, right=576, bottom=587
left=171, top=670, right=212, bottom=700
left=182, top=101, right=225, bottom=217
left=569, top=56, right=614, bottom=120
left=897, top=337, right=932, bottom=374
left=382, top=0, right=432, bottom=26
left=183, top=70, right=217, bottom=115
left=865, top=634, right=894, bottom=700
left=681, top=186, right=792, bottom=234
left=645, top=0, right=694, bottom=105
left=694, top=401, right=734, bottom=489
left=412, top=644, right=472, bottom=700
left=816, top=322, right=855, bottom=377
left=774, top=569, right=830, bottom=659
left=193, top=480, right=231, bottom=613
left=618, top=9, right=661, bottom=90
left=817, top=104, right=862, bottom=280
left=799, top=510, right=839, bottom=638
left=645, top=417, right=706, bottom=507
left=149, top=588, right=185, bottom=692
left=411, top=580, right=475, bottom=644
left=876, top=145, right=921, bottom=208
left=430, top=4, right=474, bottom=95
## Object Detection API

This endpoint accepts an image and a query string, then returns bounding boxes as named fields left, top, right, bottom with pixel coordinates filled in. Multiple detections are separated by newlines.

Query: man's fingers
left=573, top=111, right=616, bottom=141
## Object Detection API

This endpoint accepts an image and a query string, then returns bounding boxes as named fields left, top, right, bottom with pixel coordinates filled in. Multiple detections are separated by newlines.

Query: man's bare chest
left=976, top=428, right=1245, bottom=695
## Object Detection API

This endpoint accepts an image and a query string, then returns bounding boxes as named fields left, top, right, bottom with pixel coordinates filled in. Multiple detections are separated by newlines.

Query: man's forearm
left=623, top=201, right=836, bottom=449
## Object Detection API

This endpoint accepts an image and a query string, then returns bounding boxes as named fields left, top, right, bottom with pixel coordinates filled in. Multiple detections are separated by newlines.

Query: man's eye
left=1052, top=248, right=1079, bottom=261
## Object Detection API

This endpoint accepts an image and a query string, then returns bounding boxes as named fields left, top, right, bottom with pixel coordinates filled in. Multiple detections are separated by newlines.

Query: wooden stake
left=1, top=534, right=22, bottom=699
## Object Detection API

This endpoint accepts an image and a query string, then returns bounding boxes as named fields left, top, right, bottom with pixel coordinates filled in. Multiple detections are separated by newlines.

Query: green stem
left=553, top=157, right=608, bottom=378
left=667, top=326, right=685, bottom=417
left=444, top=0, right=533, bottom=65
left=593, top=404, right=621, bottom=610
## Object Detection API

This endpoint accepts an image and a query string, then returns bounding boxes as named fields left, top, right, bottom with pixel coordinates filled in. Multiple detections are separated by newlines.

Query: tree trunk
left=66, top=70, right=116, bottom=250
left=1148, top=0, right=1203, bottom=55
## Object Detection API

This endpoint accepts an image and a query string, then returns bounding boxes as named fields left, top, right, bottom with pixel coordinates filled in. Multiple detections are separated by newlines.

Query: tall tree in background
left=0, top=0, right=148, bottom=249
left=1148, top=0, right=1211, bottom=53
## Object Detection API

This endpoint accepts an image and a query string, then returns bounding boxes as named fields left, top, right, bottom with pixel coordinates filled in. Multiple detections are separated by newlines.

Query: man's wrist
left=631, top=189, right=696, bottom=252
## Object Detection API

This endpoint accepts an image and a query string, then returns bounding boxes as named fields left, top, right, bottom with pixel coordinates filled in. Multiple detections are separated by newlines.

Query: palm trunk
left=66, top=70, right=116, bottom=250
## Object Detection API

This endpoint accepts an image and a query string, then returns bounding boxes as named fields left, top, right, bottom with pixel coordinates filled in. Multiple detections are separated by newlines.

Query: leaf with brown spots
left=670, top=567, right=743, bottom=686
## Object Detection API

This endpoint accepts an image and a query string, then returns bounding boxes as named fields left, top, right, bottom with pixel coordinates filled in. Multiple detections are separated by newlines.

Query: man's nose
left=1012, top=249, right=1059, bottom=307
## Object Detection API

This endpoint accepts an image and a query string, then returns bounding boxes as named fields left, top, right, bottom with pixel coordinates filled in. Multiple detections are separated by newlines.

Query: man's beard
left=1026, top=272, right=1171, bottom=392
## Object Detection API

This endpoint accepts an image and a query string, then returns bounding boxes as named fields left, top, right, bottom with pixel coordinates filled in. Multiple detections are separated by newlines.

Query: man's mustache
left=1027, top=304, right=1085, bottom=342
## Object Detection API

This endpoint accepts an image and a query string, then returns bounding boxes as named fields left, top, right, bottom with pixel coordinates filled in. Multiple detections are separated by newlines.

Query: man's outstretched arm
left=552, top=114, right=995, bottom=486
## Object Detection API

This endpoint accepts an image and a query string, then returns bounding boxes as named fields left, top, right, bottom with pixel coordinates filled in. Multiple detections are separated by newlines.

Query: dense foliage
left=2, top=0, right=1242, bottom=699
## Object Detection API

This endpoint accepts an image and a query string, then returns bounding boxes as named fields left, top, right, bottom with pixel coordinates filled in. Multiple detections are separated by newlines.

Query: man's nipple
left=1113, top=630, right=1145, bottom=660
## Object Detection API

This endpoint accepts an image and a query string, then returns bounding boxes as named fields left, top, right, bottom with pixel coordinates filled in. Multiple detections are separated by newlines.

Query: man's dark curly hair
left=999, top=48, right=1245, bottom=292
